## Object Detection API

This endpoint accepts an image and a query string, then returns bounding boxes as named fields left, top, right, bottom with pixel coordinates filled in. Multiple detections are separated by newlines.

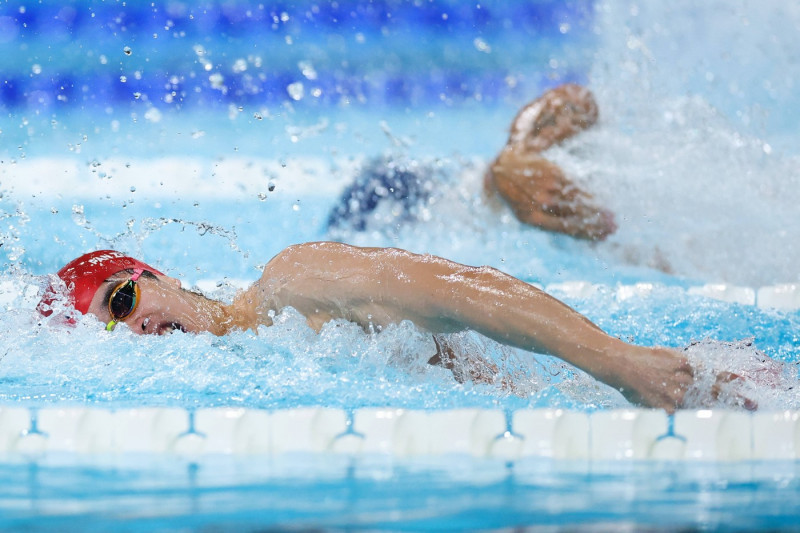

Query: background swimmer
left=330, top=84, right=616, bottom=241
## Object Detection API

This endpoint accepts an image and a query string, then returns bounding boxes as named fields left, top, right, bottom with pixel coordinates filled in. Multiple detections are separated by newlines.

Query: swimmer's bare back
left=485, top=83, right=616, bottom=241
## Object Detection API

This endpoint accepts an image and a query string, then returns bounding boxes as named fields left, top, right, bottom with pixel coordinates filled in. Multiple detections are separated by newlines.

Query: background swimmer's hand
left=487, top=149, right=617, bottom=241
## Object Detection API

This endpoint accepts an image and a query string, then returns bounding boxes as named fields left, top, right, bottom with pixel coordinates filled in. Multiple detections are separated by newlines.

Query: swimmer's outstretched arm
left=236, top=242, right=694, bottom=411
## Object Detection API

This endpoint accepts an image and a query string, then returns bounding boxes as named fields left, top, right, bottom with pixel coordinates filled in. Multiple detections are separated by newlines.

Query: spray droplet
left=123, top=46, right=132, bottom=55
left=298, top=60, right=317, bottom=80
left=232, top=58, right=247, bottom=73
left=209, top=72, right=225, bottom=91
left=287, top=82, right=304, bottom=101
left=473, top=38, right=491, bottom=53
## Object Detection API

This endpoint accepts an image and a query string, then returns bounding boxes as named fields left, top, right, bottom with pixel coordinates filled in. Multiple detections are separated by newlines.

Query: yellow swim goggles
left=106, top=268, right=143, bottom=331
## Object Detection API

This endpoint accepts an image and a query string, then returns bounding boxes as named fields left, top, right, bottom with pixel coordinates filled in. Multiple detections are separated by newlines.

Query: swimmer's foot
left=508, top=83, right=599, bottom=152
left=487, top=149, right=616, bottom=241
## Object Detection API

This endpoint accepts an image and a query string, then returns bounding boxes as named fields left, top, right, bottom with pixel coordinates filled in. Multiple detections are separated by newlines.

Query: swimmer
left=330, top=83, right=616, bottom=240
left=38, top=247, right=752, bottom=412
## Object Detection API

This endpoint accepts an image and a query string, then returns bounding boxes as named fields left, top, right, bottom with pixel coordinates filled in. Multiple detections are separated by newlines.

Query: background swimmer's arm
left=249, top=242, right=693, bottom=410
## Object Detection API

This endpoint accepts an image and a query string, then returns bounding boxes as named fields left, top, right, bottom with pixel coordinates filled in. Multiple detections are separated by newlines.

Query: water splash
left=533, top=0, right=800, bottom=286
left=683, top=339, right=800, bottom=410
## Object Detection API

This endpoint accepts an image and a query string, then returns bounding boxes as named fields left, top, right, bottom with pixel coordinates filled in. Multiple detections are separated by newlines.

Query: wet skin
left=87, top=272, right=245, bottom=336
left=83, top=241, right=720, bottom=412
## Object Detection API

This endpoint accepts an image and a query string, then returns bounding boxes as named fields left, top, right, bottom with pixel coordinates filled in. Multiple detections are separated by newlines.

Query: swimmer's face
left=86, top=271, right=209, bottom=335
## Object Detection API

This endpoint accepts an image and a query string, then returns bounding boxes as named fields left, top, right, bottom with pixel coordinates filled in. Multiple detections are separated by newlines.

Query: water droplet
left=298, top=60, right=317, bottom=80
left=232, top=58, right=247, bottom=73
left=257, top=193, right=267, bottom=201
left=130, top=186, right=136, bottom=193
left=144, top=107, right=162, bottom=123
left=209, top=72, right=225, bottom=91
left=120, top=75, right=127, bottom=83
left=31, top=64, right=41, bottom=75
left=268, top=182, right=276, bottom=192
left=123, top=46, right=132, bottom=55
left=473, top=38, right=491, bottom=53
left=287, top=82, right=304, bottom=101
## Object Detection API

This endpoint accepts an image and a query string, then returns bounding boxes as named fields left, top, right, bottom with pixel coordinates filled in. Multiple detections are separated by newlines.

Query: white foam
left=540, top=1, right=800, bottom=287
left=683, top=339, right=800, bottom=411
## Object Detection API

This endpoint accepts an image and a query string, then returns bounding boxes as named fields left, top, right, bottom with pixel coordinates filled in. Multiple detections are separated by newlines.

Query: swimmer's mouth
left=158, top=322, right=186, bottom=335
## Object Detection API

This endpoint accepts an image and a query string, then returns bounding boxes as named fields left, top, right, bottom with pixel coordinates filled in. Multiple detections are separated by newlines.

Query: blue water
left=2, top=457, right=799, bottom=532
left=2, top=0, right=800, bottom=530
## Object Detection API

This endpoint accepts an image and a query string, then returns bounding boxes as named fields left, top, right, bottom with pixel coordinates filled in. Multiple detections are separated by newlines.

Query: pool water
left=2, top=456, right=799, bottom=531
left=2, top=0, right=800, bottom=530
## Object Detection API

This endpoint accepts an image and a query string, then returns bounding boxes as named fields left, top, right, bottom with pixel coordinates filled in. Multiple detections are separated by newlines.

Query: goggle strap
left=131, top=268, right=144, bottom=282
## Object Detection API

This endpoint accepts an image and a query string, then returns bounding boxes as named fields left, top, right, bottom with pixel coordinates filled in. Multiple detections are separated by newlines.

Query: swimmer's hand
left=601, top=346, right=758, bottom=413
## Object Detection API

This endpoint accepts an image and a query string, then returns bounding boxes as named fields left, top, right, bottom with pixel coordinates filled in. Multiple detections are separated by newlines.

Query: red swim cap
left=38, top=250, right=164, bottom=317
